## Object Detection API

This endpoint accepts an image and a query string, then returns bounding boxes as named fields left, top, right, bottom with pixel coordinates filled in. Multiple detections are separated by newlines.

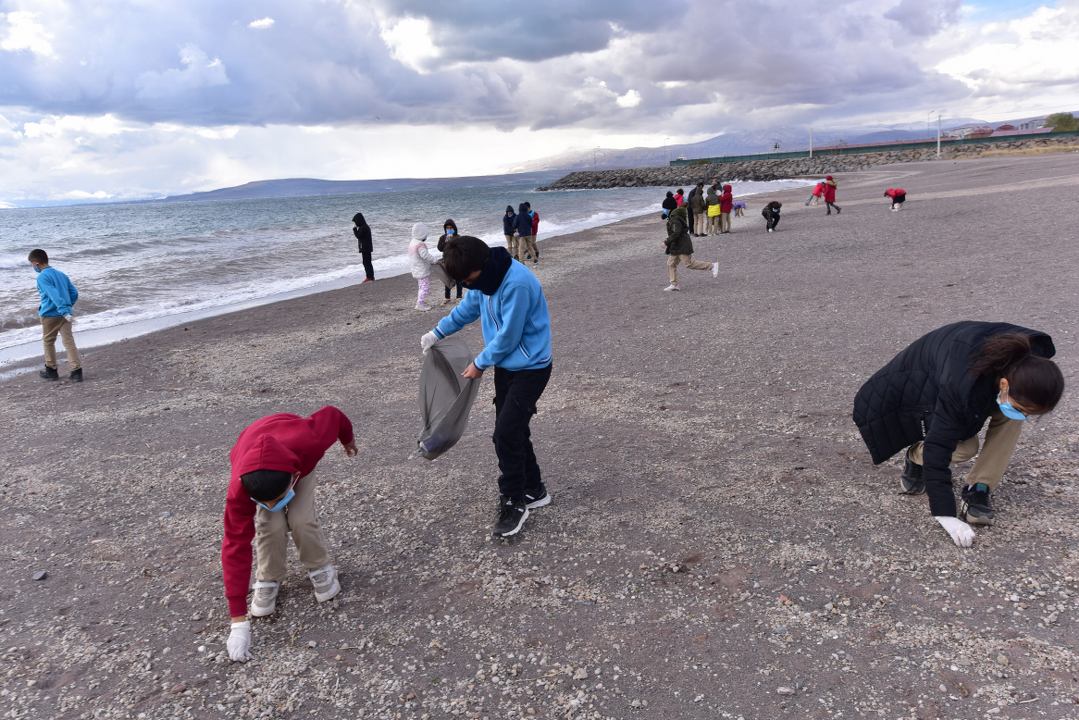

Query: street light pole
left=809, top=127, right=813, bottom=158
left=937, top=113, right=941, bottom=159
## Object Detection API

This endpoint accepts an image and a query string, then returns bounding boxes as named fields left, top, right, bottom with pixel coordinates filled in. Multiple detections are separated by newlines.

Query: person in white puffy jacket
left=409, top=222, right=435, bottom=311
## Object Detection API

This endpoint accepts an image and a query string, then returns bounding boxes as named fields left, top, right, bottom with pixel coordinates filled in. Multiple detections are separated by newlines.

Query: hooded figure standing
left=409, top=222, right=435, bottom=311
left=352, top=213, right=374, bottom=282
left=718, top=184, right=734, bottom=234
left=512, top=203, right=535, bottom=262
left=689, top=183, right=706, bottom=236
left=662, top=205, right=719, bottom=291
left=705, top=184, right=721, bottom=235
left=438, top=219, right=464, bottom=303
left=503, top=205, right=519, bottom=259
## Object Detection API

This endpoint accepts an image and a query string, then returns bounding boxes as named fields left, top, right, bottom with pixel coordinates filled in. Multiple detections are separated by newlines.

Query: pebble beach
left=1, top=153, right=1078, bottom=720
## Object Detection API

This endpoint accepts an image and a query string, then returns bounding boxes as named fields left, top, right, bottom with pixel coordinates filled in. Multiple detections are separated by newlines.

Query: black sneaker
left=39, top=365, right=59, bottom=381
left=492, top=496, right=529, bottom=537
left=524, top=484, right=551, bottom=509
left=899, top=453, right=925, bottom=495
left=960, top=483, right=995, bottom=526
left=69, top=368, right=83, bottom=382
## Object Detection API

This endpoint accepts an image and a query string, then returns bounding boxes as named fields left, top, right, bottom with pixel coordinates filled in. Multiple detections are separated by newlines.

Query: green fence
left=668, top=130, right=1079, bottom=166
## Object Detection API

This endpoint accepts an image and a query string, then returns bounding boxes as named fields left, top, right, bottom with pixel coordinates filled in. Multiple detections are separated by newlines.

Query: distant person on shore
left=409, top=222, right=435, bottom=311
left=674, top=188, right=685, bottom=207
left=28, top=249, right=82, bottom=382
left=824, top=176, right=841, bottom=215
left=762, top=201, right=782, bottom=232
left=663, top=203, right=719, bottom=291
left=503, top=205, right=519, bottom=259
left=352, top=213, right=374, bottom=282
left=718, top=184, right=734, bottom=233
left=705, top=184, right=721, bottom=235
left=437, top=219, right=464, bottom=304
left=885, top=188, right=907, bottom=211
left=853, top=322, right=1063, bottom=547
left=689, top=182, right=706, bottom=236
left=513, top=203, right=535, bottom=263
left=526, top=202, right=540, bottom=262
left=662, top=191, right=677, bottom=219
left=732, top=201, right=746, bottom=217
left=222, top=406, right=357, bottom=661
left=805, top=182, right=825, bottom=206
left=419, top=236, right=553, bottom=538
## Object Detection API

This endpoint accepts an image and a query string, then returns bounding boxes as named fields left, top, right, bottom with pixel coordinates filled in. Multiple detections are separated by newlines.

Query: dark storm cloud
left=0, top=0, right=973, bottom=132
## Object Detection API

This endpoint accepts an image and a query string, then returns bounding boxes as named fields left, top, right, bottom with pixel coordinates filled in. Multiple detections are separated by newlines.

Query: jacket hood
left=234, top=434, right=301, bottom=477
left=518, top=203, right=529, bottom=215
left=825, top=175, right=833, bottom=180
left=412, top=222, right=429, bottom=242
left=466, top=246, right=514, bottom=296
left=666, top=191, right=674, bottom=198
left=706, top=187, right=718, bottom=198
left=723, top=184, right=731, bottom=192
left=505, top=205, right=515, bottom=214
left=671, top=205, right=688, bottom=219
left=352, top=213, right=366, bottom=225
left=443, top=219, right=459, bottom=234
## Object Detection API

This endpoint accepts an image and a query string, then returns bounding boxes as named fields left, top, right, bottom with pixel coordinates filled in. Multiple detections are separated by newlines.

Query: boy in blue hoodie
left=28, top=249, right=82, bottom=382
left=420, top=236, right=553, bottom=537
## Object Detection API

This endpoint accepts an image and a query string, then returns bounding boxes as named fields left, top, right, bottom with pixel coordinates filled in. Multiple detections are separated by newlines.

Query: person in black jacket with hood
left=502, top=205, right=518, bottom=260
left=352, top=213, right=374, bottom=282
left=853, top=321, right=1064, bottom=547
left=437, top=219, right=464, bottom=303
left=762, top=201, right=781, bottom=232
left=512, top=203, right=534, bottom=262
left=661, top=191, right=677, bottom=218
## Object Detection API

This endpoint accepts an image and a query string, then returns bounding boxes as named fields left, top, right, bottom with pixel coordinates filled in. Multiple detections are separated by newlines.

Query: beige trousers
left=907, top=409, right=1023, bottom=491
left=719, top=212, right=731, bottom=233
left=693, top=213, right=705, bottom=235
left=255, top=469, right=331, bottom=582
left=505, top=234, right=519, bottom=259
left=41, top=316, right=81, bottom=371
left=667, top=254, right=713, bottom=285
left=708, top=215, right=721, bottom=234
left=519, top=235, right=537, bottom=259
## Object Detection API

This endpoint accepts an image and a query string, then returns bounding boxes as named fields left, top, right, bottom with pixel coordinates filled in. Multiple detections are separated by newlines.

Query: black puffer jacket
left=853, top=321, right=1055, bottom=517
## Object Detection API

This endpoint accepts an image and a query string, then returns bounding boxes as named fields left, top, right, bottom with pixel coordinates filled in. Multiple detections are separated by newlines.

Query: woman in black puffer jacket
left=853, top=321, right=1063, bottom=547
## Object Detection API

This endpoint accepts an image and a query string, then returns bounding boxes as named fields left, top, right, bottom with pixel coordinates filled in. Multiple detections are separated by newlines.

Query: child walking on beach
left=663, top=204, right=719, bottom=291
left=824, top=176, right=841, bottom=215
left=420, top=236, right=553, bottom=538
left=409, top=222, right=435, bottom=311
left=222, top=406, right=358, bottom=661
left=28, top=249, right=82, bottom=382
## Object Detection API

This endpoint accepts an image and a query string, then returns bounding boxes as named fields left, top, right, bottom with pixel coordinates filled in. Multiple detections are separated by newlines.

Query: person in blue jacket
left=502, top=205, right=519, bottom=260
left=512, top=202, right=535, bottom=262
left=420, top=236, right=553, bottom=538
left=28, top=249, right=82, bottom=382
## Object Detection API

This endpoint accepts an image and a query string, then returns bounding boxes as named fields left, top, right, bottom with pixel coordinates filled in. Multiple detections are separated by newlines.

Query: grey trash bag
left=418, top=335, right=481, bottom=460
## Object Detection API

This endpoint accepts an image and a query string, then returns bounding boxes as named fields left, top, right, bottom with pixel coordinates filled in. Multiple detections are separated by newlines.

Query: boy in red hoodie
left=223, top=406, right=357, bottom=661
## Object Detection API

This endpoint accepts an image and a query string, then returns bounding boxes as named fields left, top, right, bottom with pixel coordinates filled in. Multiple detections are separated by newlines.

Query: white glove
left=936, top=516, right=975, bottom=548
left=421, top=331, right=439, bottom=354
left=227, top=621, right=252, bottom=661
left=64, top=313, right=75, bottom=324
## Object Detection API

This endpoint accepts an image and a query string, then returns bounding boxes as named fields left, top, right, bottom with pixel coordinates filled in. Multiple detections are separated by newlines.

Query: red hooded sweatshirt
left=221, top=406, right=353, bottom=617
left=824, top=177, right=838, bottom=203
left=719, top=185, right=733, bottom=213
left=530, top=211, right=540, bottom=237
left=885, top=188, right=906, bottom=199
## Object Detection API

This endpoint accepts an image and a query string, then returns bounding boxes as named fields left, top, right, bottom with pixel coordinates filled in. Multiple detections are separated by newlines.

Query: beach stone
left=170, top=682, right=186, bottom=694
left=32, top=571, right=47, bottom=581
left=777, top=687, right=795, bottom=695
left=997, top=655, right=1009, bottom=666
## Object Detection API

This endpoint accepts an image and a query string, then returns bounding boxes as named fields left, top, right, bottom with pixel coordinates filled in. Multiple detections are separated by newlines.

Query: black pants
left=892, top=194, right=906, bottom=205
left=493, top=362, right=552, bottom=500
left=766, top=214, right=780, bottom=231
left=826, top=202, right=841, bottom=213
left=361, top=251, right=374, bottom=280
left=444, top=280, right=463, bottom=299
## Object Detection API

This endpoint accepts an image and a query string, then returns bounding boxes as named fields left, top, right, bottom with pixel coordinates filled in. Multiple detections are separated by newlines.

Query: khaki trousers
left=708, top=215, right=720, bottom=234
left=41, top=316, right=81, bottom=371
left=667, top=254, right=713, bottom=285
left=255, top=469, right=331, bottom=582
left=519, top=235, right=537, bottom=259
left=505, top=234, right=519, bottom=259
left=719, top=212, right=731, bottom=233
left=908, top=409, right=1023, bottom=491
left=693, top=213, right=705, bottom=235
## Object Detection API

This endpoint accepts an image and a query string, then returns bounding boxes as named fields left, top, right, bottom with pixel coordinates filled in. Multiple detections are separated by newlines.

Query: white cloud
left=0, top=11, right=56, bottom=58
left=616, top=89, right=642, bottom=108
left=248, top=17, right=275, bottom=29
left=135, top=44, right=229, bottom=99
left=379, top=16, right=439, bottom=73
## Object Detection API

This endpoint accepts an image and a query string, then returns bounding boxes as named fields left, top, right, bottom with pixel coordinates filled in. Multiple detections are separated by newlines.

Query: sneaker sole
left=250, top=601, right=277, bottom=617
left=525, top=494, right=551, bottom=510
left=313, top=577, right=340, bottom=603
left=492, top=508, right=530, bottom=537
left=898, top=477, right=925, bottom=495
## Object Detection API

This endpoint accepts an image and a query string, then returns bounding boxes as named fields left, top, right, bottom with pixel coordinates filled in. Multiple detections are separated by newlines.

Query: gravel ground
left=1, top=154, right=1077, bottom=720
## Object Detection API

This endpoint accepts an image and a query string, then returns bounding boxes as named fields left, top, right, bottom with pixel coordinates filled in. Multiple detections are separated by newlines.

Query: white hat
left=411, top=222, right=429, bottom=241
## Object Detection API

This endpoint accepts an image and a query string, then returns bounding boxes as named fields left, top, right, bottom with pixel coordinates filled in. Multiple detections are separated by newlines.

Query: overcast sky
left=1, top=0, right=1077, bottom=204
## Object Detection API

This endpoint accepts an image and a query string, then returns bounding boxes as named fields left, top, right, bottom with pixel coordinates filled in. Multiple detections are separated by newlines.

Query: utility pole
left=937, top=113, right=941, bottom=159
left=594, top=147, right=597, bottom=171
left=809, top=128, right=813, bottom=158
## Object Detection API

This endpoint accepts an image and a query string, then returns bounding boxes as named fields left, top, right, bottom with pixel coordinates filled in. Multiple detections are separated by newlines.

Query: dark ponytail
left=970, top=333, right=1064, bottom=414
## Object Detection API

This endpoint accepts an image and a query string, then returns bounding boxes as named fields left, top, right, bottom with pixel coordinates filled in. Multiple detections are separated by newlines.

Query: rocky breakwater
left=538, top=135, right=1079, bottom=190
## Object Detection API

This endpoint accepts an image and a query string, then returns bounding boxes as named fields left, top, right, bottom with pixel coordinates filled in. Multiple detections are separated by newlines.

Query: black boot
left=899, top=452, right=925, bottom=495
left=69, top=368, right=83, bottom=382
left=39, top=365, right=59, bottom=381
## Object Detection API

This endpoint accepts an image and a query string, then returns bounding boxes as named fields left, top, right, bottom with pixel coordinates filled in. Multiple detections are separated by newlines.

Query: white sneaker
left=250, top=581, right=279, bottom=617
left=309, top=565, right=340, bottom=603
left=711, top=262, right=719, bottom=278
left=416, top=304, right=433, bottom=312
left=768, top=228, right=773, bottom=232
left=663, top=284, right=680, bottom=292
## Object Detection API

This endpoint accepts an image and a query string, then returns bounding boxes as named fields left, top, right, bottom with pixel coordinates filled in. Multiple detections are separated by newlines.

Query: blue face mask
left=997, top=391, right=1027, bottom=421
left=446, top=228, right=455, bottom=235
left=34, top=266, right=42, bottom=273
left=252, top=478, right=297, bottom=512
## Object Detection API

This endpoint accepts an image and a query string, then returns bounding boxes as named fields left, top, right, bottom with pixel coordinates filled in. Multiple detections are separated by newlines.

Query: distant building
left=1018, top=118, right=1046, bottom=130
left=944, top=125, right=994, bottom=139
left=995, top=124, right=1016, bottom=131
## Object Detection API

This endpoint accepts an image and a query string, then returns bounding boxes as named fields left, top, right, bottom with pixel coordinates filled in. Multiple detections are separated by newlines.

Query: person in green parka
left=662, top=205, right=719, bottom=292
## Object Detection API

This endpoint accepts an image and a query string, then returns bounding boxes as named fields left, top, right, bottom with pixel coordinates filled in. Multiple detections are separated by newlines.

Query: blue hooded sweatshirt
left=433, top=251, right=552, bottom=372
left=512, top=203, right=532, bottom=237
left=36, top=266, right=79, bottom=317
left=502, top=205, right=516, bottom=235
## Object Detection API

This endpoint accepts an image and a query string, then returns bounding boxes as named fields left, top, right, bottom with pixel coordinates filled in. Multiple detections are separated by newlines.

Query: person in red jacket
left=222, top=406, right=357, bottom=661
left=823, top=176, right=841, bottom=215
left=718, top=184, right=734, bottom=233
left=525, top=201, right=540, bottom=263
left=885, top=188, right=907, bottom=211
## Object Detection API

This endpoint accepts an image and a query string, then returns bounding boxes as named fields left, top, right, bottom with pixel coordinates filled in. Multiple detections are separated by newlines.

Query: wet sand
left=1, top=153, right=1078, bottom=720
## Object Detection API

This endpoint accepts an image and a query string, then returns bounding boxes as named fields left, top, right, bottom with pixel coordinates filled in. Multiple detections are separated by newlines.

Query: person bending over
left=853, top=322, right=1063, bottom=547
left=885, top=188, right=906, bottom=211
left=420, top=236, right=553, bottom=538
left=762, top=201, right=781, bottom=232
left=223, top=406, right=358, bottom=661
